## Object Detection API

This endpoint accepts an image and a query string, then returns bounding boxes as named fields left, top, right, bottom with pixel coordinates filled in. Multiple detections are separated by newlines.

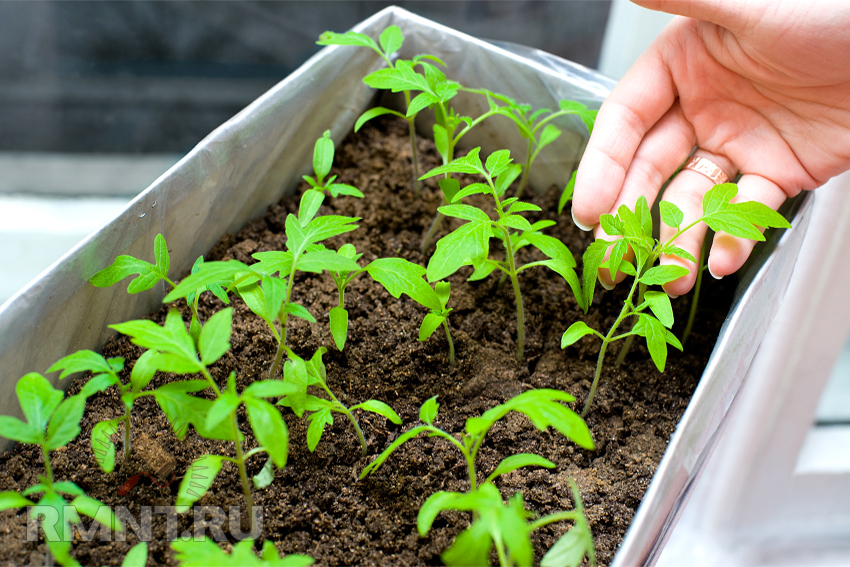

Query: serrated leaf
left=561, top=321, right=600, bottom=348
left=660, top=201, right=684, bottom=228
left=484, top=453, right=555, bottom=484
left=426, top=221, right=490, bottom=282
left=451, top=182, right=492, bottom=202
left=245, top=398, right=288, bottom=468
left=163, top=260, right=251, bottom=303
left=297, top=249, right=362, bottom=273
left=418, top=313, right=445, bottom=341
left=420, top=148, right=485, bottom=180
left=199, top=308, right=232, bottom=365
left=90, top=255, right=162, bottom=293
left=506, top=201, right=541, bottom=214
left=251, top=251, right=294, bottom=277
left=485, top=149, right=512, bottom=177
left=306, top=408, right=333, bottom=452
left=352, top=400, right=402, bottom=425
left=600, top=213, right=624, bottom=236
left=558, top=171, right=576, bottom=215
left=286, top=215, right=359, bottom=256
left=733, top=201, right=791, bottom=229
left=663, top=245, right=697, bottom=263
left=420, top=395, right=439, bottom=425
left=640, top=264, right=690, bottom=285
left=176, top=455, right=224, bottom=513
left=642, top=315, right=669, bottom=372
left=702, top=183, right=738, bottom=216
left=366, top=258, right=442, bottom=311
left=499, top=214, right=533, bottom=233
left=644, top=290, right=674, bottom=328
left=704, top=211, right=766, bottom=241
left=329, top=306, right=349, bottom=351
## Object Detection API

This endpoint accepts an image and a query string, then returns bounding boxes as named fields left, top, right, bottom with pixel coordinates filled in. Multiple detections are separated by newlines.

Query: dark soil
left=0, top=116, right=735, bottom=567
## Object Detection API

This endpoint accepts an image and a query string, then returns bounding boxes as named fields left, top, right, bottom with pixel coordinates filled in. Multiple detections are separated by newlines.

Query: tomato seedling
left=173, top=537, right=312, bottom=567
left=563, top=184, right=792, bottom=416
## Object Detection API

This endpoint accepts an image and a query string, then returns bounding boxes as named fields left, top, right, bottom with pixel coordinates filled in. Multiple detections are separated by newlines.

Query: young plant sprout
left=173, top=537, right=313, bottom=567
left=421, top=148, right=583, bottom=362
left=318, top=25, right=425, bottom=195
left=563, top=184, right=792, bottom=416
left=48, top=349, right=159, bottom=471
left=111, top=308, right=289, bottom=537
left=470, top=89, right=597, bottom=200
left=0, top=374, right=122, bottom=566
left=365, top=257, right=456, bottom=365
left=303, top=130, right=364, bottom=200
left=164, top=189, right=362, bottom=380
left=275, top=347, right=401, bottom=456
left=90, top=233, right=229, bottom=347
left=118, top=542, right=148, bottom=567
left=361, top=391, right=595, bottom=567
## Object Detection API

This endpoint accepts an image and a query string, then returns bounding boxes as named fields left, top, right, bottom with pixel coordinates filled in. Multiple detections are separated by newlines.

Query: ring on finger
left=683, top=154, right=731, bottom=185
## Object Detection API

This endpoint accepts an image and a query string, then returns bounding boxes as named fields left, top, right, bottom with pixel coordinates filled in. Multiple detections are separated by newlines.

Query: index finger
left=572, top=27, right=678, bottom=230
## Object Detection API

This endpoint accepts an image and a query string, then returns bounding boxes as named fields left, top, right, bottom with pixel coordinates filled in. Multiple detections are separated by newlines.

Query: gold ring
left=683, top=155, right=730, bottom=185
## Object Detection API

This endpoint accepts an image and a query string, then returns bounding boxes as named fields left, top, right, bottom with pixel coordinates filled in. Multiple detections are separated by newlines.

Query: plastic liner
left=0, top=6, right=810, bottom=565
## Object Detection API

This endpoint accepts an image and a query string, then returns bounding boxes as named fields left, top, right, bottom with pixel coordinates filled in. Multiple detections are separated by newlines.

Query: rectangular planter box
left=0, top=6, right=811, bottom=565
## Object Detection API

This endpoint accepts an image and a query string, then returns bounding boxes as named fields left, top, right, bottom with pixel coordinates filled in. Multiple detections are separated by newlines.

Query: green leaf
left=468, top=259, right=498, bottom=282
left=506, top=201, right=541, bottom=214
left=645, top=290, right=674, bottom=328
left=435, top=281, right=450, bottom=308
left=253, top=458, right=275, bottom=490
left=499, top=214, right=533, bottom=233
left=154, top=382, right=236, bottom=442
left=636, top=196, right=653, bottom=237
left=306, top=408, right=333, bottom=452
left=283, top=303, right=317, bottom=323
left=640, top=265, right=690, bottom=286
left=48, top=350, right=119, bottom=381
left=484, top=454, right=555, bottom=484
left=496, top=164, right=523, bottom=196
left=607, top=239, right=628, bottom=281
left=703, top=211, right=766, bottom=241
left=418, top=313, right=445, bottom=341
left=407, top=92, right=441, bottom=117
left=329, top=306, right=349, bottom=351
left=130, top=349, right=159, bottom=392
left=17, top=372, right=63, bottom=433
left=176, top=455, right=225, bottom=513
left=485, top=149, right=512, bottom=177
left=286, top=215, right=359, bottom=256
left=297, top=248, right=361, bottom=274
left=702, top=183, right=738, bottom=216
left=667, top=329, right=684, bottom=351
left=298, top=190, right=325, bottom=226
left=89, top=234, right=168, bottom=293
left=663, top=245, right=698, bottom=263
left=433, top=124, right=449, bottom=164
left=121, top=542, right=148, bottom=567
left=281, top=358, right=309, bottom=417
left=420, top=148, right=485, bottom=180
left=0, top=491, right=35, bottom=511
left=733, top=201, right=791, bottom=229
left=313, top=130, right=334, bottom=182
left=438, top=204, right=490, bottom=223
left=451, top=182, right=492, bottom=202
left=352, top=400, right=402, bottom=425
left=242, top=380, right=289, bottom=399
left=439, top=178, right=461, bottom=203
left=245, top=398, right=289, bottom=468
left=541, top=520, right=595, bottom=567
left=71, top=494, right=123, bottom=533
left=417, top=491, right=460, bottom=536
left=364, top=61, right=429, bottom=93
left=420, top=395, right=439, bottom=425
left=205, top=392, right=241, bottom=432
left=561, top=322, right=601, bottom=348
left=660, top=201, right=684, bottom=229
left=251, top=251, right=294, bottom=277
left=558, top=171, right=576, bottom=215
left=379, top=25, right=403, bottom=56
left=360, top=425, right=431, bottom=478
left=580, top=240, right=610, bottom=313
left=316, top=30, right=379, bottom=52
left=0, top=415, right=41, bottom=444
left=327, top=183, right=364, bottom=199
left=91, top=419, right=120, bottom=473
left=366, top=258, right=442, bottom=311
left=600, top=213, right=624, bottom=237
left=426, top=221, right=490, bottom=282
left=111, top=310, right=198, bottom=370
left=164, top=260, right=251, bottom=303
left=45, top=394, right=86, bottom=449
left=441, top=519, right=493, bottom=567
left=355, top=106, right=405, bottom=132
left=199, top=308, right=232, bottom=365
left=51, top=482, right=85, bottom=497
left=642, top=315, right=669, bottom=372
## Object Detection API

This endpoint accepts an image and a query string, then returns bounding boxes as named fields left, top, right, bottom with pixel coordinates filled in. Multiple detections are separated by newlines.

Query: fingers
left=707, top=173, right=787, bottom=278
left=595, top=103, right=696, bottom=287
left=631, top=0, right=755, bottom=33
left=659, top=150, right=737, bottom=297
left=572, top=31, right=677, bottom=230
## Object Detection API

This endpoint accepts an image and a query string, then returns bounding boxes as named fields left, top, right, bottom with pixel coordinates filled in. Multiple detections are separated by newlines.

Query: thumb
left=631, top=0, right=755, bottom=32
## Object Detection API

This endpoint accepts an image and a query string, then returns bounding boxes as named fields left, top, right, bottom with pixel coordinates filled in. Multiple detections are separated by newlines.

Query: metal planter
left=0, top=6, right=811, bottom=565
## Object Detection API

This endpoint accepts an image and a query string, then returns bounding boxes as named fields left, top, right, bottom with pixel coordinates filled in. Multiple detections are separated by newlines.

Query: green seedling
left=111, top=309, right=289, bottom=536
left=318, top=25, right=441, bottom=196
left=164, top=190, right=361, bottom=380
left=113, top=542, right=148, bottom=567
left=365, top=257, right=456, bottom=365
left=173, top=537, right=312, bottom=567
left=0, top=374, right=122, bottom=566
left=90, top=234, right=229, bottom=347
left=47, top=349, right=160, bottom=472
left=326, top=243, right=364, bottom=351
left=471, top=89, right=596, bottom=200
left=563, top=183, right=791, bottom=416
left=303, top=130, right=364, bottom=200
left=275, top=347, right=401, bottom=456
left=361, top=390, right=594, bottom=567
left=421, top=148, right=583, bottom=362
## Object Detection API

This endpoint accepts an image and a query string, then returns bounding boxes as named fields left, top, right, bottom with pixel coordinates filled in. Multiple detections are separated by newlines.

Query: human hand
left=572, top=0, right=850, bottom=296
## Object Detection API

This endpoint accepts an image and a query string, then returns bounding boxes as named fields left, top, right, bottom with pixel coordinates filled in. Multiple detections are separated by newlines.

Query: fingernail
left=599, top=278, right=615, bottom=291
left=708, top=264, right=723, bottom=280
left=571, top=208, right=594, bottom=232
left=667, top=293, right=679, bottom=299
